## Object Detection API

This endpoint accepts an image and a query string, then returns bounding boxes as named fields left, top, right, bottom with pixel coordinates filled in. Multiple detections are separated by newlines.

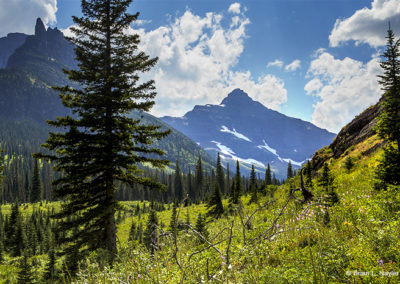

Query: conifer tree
left=17, top=253, right=34, bottom=284
left=195, top=157, right=203, bottom=200
left=225, top=162, right=230, bottom=195
left=287, top=161, right=293, bottom=180
left=44, top=247, right=57, bottom=282
left=6, top=201, right=25, bottom=257
left=229, top=160, right=242, bottom=207
left=318, top=163, right=339, bottom=207
left=187, top=169, right=194, bottom=202
left=128, top=221, right=136, bottom=242
left=174, top=161, right=183, bottom=202
left=207, top=182, right=224, bottom=218
left=30, top=159, right=42, bottom=203
left=304, top=160, right=313, bottom=189
left=265, top=164, right=272, bottom=185
left=375, top=26, right=400, bottom=190
left=0, top=150, right=4, bottom=190
left=169, top=200, right=178, bottom=234
left=34, top=0, right=169, bottom=263
left=144, top=209, right=158, bottom=256
left=194, top=213, right=208, bottom=242
left=216, top=153, right=225, bottom=195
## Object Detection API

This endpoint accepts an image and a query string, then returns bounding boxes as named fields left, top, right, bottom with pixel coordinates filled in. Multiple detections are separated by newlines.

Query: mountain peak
left=221, top=88, right=253, bottom=106
left=35, top=18, right=46, bottom=38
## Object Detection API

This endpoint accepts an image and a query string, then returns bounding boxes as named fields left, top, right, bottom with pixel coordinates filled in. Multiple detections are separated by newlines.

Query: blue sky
left=1, top=0, right=399, bottom=132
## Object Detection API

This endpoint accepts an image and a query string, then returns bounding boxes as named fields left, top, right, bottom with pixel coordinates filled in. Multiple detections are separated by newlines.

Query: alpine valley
left=0, top=18, right=335, bottom=179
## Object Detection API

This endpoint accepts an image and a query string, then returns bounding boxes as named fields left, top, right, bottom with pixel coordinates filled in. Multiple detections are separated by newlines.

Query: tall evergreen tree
left=44, top=247, right=57, bottom=282
left=194, top=213, right=208, bottom=242
left=375, top=26, right=400, bottom=190
left=304, top=160, right=313, bottom=189
left=207, top=182, right=224, bottom=218
left=229, top=160, right=242, bottom=206
left=187, top=169, right=194, bottom=202
left=174, top=161, right=183, bottom=202
left=34, top=0, right=169, bottom=263
left=318, top=163, right=339, bottom=207
left=216, top=153, right=225, bottom=195
left=6, top=201, right=25, bottom=257
left=225, top=162, right=230, bottom=195
left=265, top=164, right=272, bottom=185
left=169, top=200, right=178, bottom=234
left=17, top=253, right=34, bottom=284
left=195, top=156, right=203, bottom=201
left=144, top=209, right=158, bottom=256
left=249, top=164, right=258, bottom=203
left=287, top=161, right=293, bottom=180
left=0, top=150, right=4, bottom=191
left=30, top=159, right=42, bottom=203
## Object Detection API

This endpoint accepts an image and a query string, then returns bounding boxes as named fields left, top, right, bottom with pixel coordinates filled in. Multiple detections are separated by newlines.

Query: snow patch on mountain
left=257, top=140, right=278, bottom=156
left=220, top=125, right=252, bottom=142
left=211, top=141, right=236, bottom=156
left=212, top=141, right=265, bottom=167
left=257, top=140, right=305, bottom=166
left=279, top=158, right=305, bottom=167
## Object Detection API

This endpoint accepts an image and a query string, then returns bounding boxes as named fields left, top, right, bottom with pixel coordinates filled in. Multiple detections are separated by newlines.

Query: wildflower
left=379, top=259, right=384, bottom=266
left=138, top=274, right=142, bottom=279
left=221, top=262, right=226, bottom=266
left=228, top=264, right=232, bottom=270
left=221, top=255, right=225, bottom=260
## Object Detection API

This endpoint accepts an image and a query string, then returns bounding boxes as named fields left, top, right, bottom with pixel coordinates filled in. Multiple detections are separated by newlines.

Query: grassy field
left=0, top=135, right=399, bottom=283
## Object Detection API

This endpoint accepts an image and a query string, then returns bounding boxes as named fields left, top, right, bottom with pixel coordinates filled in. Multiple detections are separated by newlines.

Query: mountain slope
left=311, top=100, right=383, bottom=170
left=161, top=88, right=336, bottom=177
left=0, top=32, right=27, bottom=68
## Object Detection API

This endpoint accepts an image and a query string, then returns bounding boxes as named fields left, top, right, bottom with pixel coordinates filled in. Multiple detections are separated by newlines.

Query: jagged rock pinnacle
left=35, top=18, right=46, bottom=38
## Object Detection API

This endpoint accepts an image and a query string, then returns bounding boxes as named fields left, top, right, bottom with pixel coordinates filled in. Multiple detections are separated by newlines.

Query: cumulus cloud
left=267, top=59, right=284, bottom=68
left=129, top=7, right=287, bottom=117
left=285, top=59, right=301, bottom=71
left=0, top=0, right=57, bottom=37
left=305, top=51, right=382, bottom=132
left=329, top=0, right=400, bottom=48
left=228, top=3, right=241, bottom=14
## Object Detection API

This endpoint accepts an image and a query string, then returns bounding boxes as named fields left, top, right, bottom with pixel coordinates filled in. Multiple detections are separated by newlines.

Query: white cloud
left=305, top=51, right=382, bottom=132
left=228, top=3, right=241, bottom=14
left=129, top=7, right=287, bottom=117
left=285, top=59, right=301, bottom=71
left=0, top=0, right=57, bottom=37
left=329, top=0, right=400, bottom=48
left=267, top=59, right=284, bottom=68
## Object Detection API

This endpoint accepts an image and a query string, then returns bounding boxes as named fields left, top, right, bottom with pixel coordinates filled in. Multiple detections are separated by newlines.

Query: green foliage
left=265, top=163, right=272, bottom=185
left=229, top=160, right=242, bottom=208
left=44, top=247, right=57, bottom=281
left=216, top=153, right=225, bottom=196
left=30, top=159, right=42, bottom=203
left=17, top=253, right=34, bottom=283
left=344, top=156, right=354, bottom=172
left=169, top=201, right=178, bottom=234
left=174, top=161, right=184, bottom=202
left=194, top=213, right=208, bottom=242
left=144, top=209, right=158, bottom=256
left=287, top=161, right=293, bottom=180
left=207, top=182, right=224, bottom=218
left=35, top=0, right=169, bottom=264
left=375, top=26, right=400, bottom=190
left=318, top=163, right=339, bottom=208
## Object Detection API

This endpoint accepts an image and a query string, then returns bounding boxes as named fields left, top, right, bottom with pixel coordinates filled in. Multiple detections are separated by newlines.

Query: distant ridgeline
left=0, top=18, right=216, bottom=203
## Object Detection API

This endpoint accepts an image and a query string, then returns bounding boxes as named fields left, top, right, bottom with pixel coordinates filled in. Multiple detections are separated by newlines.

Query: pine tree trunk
left=104, top=0, right=117, bottom=262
